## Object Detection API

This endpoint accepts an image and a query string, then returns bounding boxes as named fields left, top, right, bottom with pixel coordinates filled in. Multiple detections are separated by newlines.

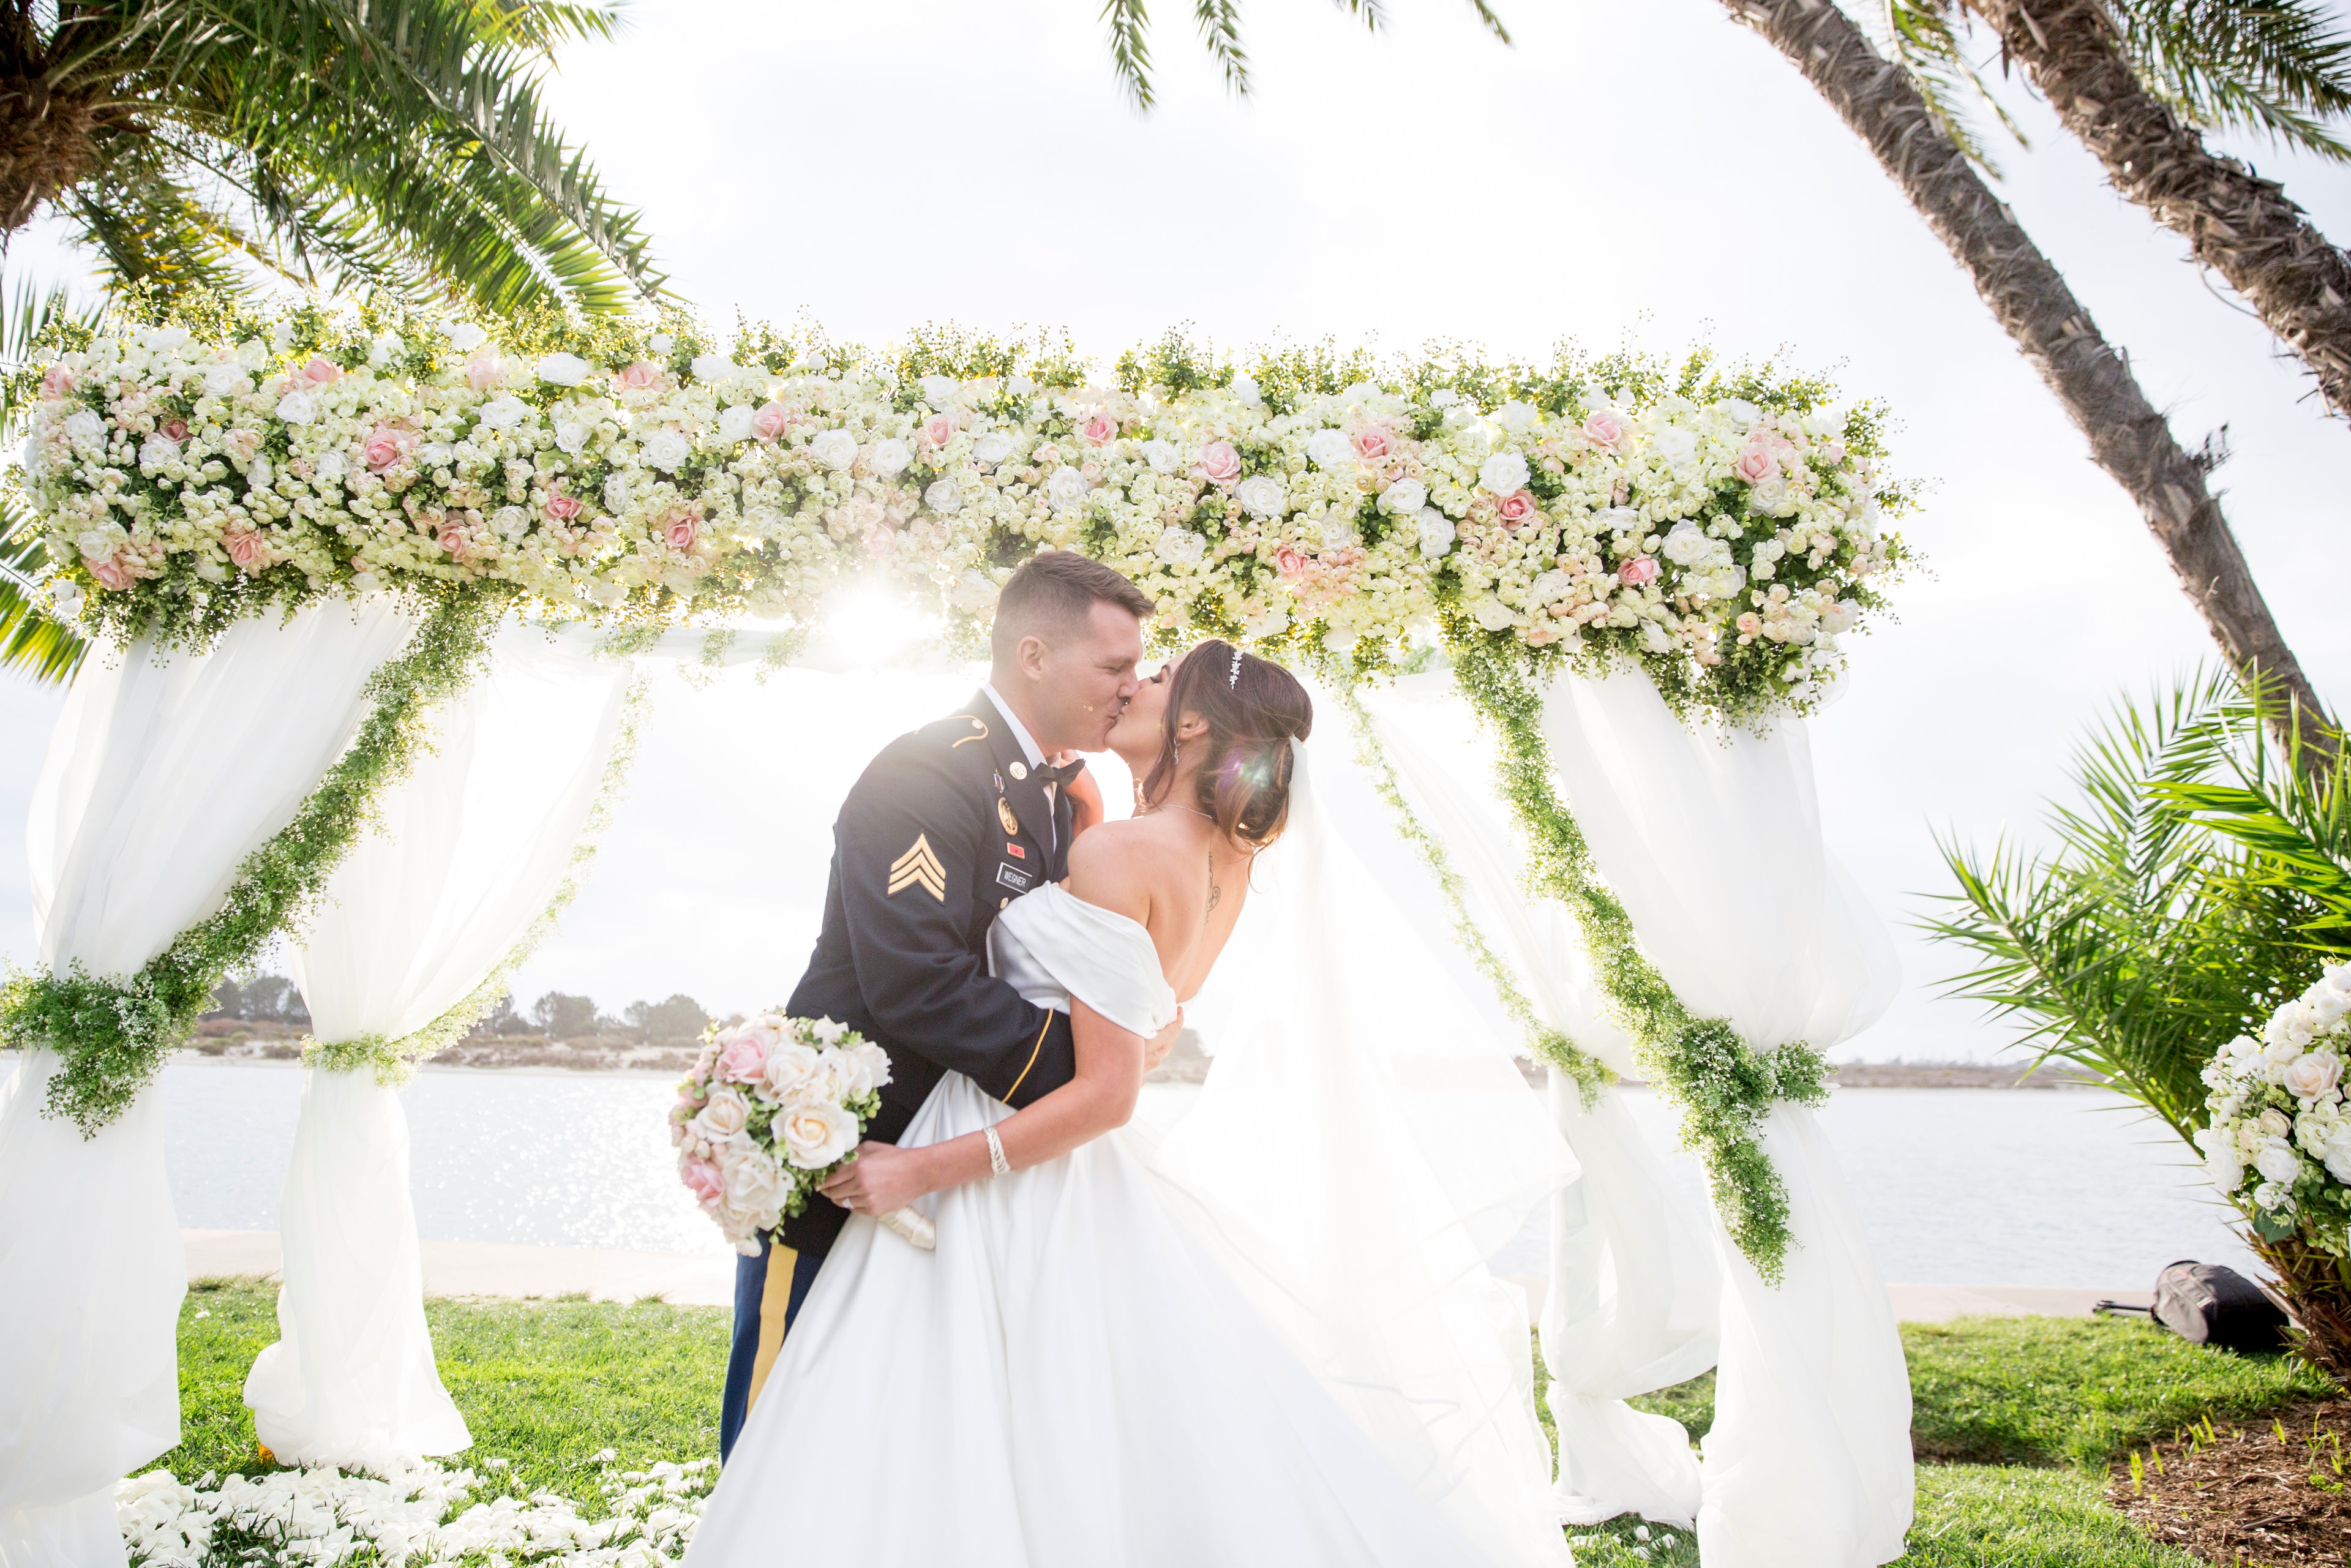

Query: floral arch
left=0, top=296, right=1913, bottom=1566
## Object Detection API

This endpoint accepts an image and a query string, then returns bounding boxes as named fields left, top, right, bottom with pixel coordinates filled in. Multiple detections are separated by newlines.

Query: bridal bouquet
left=670, top=1013, right=931, bottom=1251
left=2197, top=962, right=2351, bottom=1251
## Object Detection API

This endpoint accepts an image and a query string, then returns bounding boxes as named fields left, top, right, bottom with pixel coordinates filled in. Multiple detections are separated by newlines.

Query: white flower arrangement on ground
left=2197, top=961, right=2351, bottom=1251
left=116, top=1452, right=712, bottom=1567
left=669, top=1012, right=895, bottom=1255
left=18, top=298, right=1908, bottom=726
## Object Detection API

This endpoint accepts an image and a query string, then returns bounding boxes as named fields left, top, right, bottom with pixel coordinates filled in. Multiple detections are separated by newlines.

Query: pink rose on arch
left=1082, top=412, right=1117, bottom=446
left=39, top=365, right=73, bottom=400
left=664, top=505, right=702, bottom=552
left=1583, top=410, right=1626, bottom=448
left=1272, top=544, right=1307, bottom=579
left=544, top=490, right=583, bottom=522
left=923, top=411, right=959, bottom=447
left=435, top=523, right=470, bottom=558
left=616, top=359, right=661, bottom=391
left=362, top=426, right=414, bottom=471
left=90, top=554, right=133, bottom=590
left=300, top=356, right=342, bottom=385
left=714, top=1030, right=768, bottom=1084
left=223, top=429, right=260, bottom=463
left=1733, top=444, right=1779, bottom=483
left=1494, top=489, right=1539, bottom=531
left=681, top=1158, right=726, bottom=1207
left=1616, top=555, right=1660, bottom=588
left=162, top=419, right=188, bottom=443
left=225, top=528, right=267, bottom=571
left=1194, top=440, right=1242, bottom=484
left=1736, top=612, right=1763, bottom=636
left=1351, top=424, right=1395, bottom=462
left=464, top=352, right=504, bottom=392
left=751, top=401, right=792, bottom=441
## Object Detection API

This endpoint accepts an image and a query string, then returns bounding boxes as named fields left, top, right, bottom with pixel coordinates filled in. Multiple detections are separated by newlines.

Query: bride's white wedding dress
left=689, top=748, right=1576, bottom=1568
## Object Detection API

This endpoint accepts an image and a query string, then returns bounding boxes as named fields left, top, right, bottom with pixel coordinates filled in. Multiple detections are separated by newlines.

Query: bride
left=685, top=640, right=1573, bottom=1567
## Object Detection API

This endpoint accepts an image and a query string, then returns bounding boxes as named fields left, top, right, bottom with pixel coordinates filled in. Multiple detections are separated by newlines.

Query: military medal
left=997, top=797, right=1020, bottom=835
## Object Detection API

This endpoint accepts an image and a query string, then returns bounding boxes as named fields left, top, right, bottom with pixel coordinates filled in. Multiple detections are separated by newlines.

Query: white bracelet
left=984, top=1125, right=1012, bottom=1177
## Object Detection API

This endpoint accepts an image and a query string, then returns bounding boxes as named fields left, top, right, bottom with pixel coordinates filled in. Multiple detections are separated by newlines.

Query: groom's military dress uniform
left=719, top=688, right=1080, bottom=1456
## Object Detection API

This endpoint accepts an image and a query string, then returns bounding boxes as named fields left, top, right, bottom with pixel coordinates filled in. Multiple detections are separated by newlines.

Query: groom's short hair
left=991, top=552, right=1153, bottom=662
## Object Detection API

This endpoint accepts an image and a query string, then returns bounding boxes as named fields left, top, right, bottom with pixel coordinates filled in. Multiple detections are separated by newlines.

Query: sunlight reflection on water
left=137, top=1059, right=2258, bottom=1287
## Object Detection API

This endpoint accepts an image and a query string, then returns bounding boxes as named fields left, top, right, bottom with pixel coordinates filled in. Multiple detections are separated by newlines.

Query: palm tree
left=0, top=0, right=664, bottom=681
left=1088, top=0, right=2327, bottom=736
left=1891, top=0, right=2351, bottom=433
left=0, top=0, right=661, bottom=310
left=1719, top=0, right=2326, bottom=739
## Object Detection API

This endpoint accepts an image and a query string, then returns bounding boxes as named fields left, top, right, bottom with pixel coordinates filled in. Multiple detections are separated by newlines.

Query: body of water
left=49, top=1057, right=2259, bottom=1289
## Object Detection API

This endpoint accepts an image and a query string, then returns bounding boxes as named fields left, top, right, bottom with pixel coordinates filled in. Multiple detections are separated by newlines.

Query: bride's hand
left=818, top=1141, right=931, bottom=1215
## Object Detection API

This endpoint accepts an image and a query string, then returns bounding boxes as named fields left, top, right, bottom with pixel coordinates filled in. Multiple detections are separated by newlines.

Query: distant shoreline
left=10, top=1037, right=2109, bottom=1090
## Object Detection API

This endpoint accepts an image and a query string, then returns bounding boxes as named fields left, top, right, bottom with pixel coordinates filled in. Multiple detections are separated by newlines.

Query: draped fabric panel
left=1537, top=668, right=1910, bottom=1568
left=248, top=627, right=633, bottom=1468
left=0, top=601, right=419, bottom=1567
left=1357, top=677, right=1719, bottom=1527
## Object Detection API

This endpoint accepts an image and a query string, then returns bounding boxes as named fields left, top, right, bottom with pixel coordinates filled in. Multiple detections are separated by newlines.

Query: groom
left=720, top=551, right=1174, bottom=1456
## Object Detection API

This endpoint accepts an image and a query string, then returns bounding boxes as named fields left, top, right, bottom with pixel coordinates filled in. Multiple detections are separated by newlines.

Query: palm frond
left=1884, top=0, right=2023, bottom=172
left=1456, top=0, right=1509, bottom=47
left=2120, top=0, right=2351, bottom=161
left=1103, top=0, right=1157, bottom=110
left=1921, top=669, right=2330, bottom=1146
left=1191, top=0, right=1250, bottom=96
left=0, top=278, right=103, bottom=685
left=2155, top=672, right=2351, bottom=925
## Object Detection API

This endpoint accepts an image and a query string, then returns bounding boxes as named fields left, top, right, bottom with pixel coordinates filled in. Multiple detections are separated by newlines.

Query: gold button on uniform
left=999, top=896, right=1010, bottom=909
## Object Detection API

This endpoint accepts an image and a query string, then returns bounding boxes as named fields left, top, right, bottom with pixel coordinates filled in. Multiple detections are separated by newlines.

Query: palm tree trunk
left=1719, top=0, right=2327, bottom=741
left=1970, top=0, right=2351, bottom=432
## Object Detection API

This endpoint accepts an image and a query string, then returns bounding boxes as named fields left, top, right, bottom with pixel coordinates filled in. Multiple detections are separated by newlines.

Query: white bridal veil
left=1142, top=740, right=1581, bottom=1568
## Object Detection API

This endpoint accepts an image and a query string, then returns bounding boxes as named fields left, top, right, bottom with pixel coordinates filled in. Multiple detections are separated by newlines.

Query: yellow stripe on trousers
left=745, top=1244, right=798, bottom=1414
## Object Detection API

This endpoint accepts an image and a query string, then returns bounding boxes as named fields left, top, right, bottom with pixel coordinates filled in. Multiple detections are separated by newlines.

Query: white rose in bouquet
left=722, top=1149, right=790, bottom=1225
left=762, top=1042, right=823, bottom=1102
left=833, top=1040, right=892, bottom=1100
left=779, top=1098, right=860, bottom=1169
left=690, top=1086, right=750, bottom=1144
left=2256, top=1139, right=2304, bottom=1186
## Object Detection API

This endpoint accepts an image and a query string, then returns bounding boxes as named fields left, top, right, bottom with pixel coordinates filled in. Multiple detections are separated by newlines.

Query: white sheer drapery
left=1, top=601, right=419, bottom=1567
left=1152, top=744, right=1578, bottom=1568
left=247, top=627, right=632, bottom=1469
left=1538, top=667, right=1908, bottom=1568
left=1356, top=677, right=1720, bottom=1528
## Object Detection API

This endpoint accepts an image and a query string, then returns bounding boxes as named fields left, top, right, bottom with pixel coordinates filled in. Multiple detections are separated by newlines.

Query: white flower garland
left=20, top=298, right=1907, bottom=727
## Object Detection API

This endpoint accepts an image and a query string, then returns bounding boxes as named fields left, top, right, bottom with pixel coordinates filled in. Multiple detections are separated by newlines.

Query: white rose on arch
left=63, top=409, right=105, bottom=446
left=1044, top=465, right=1093, bottom=514
left=869, top=438, right=913, bottom=478
left=1472, top=596, right=1517, bottom=632
left=1378, top=476, right=1427, bottom=515
left=1235, top=475, right=1288, bottom=520
left=1305, top=429, right=1354, bottom=470
left=950, top=569, right=999, bottom=612
left=2285, top=1050, right=2343, bottom=1101
left=973, top=432, right=1015, bottom=467
left=476, top=395, right=528, bottom=431
left=201, top=362, right=250, bottom=397
left=274, top=389, right=319, bottom=427
left=1416, top=507, right=1455, bottom=560
left=444, top=321, right=488, bottom=353
left=1155, top=527, right=1207, bottom=566
left=1139, top=438, right=1179, bottom=474
left=534, top=352, right=590, bottom=386
left=1477, top=451, right=1529, bottom=495
left=716, top=405, right=757, bottom=445
left=918, top=374, right=957, bottom=407
left=640, top=428, right=692, bottom=473
left=2255, top=1139, right=2304, bottom=1186
left=1660, top=520, right=1711, bottom=566
left=809, top=429, right=859, bottom=471
left=1650, top=426, right=1698, bottom=465
left=924, top=478, right=964, bottom=514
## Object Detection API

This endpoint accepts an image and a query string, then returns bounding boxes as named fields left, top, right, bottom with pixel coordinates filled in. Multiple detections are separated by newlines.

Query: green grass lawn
left=162, top=1278, right=2333, bottom=1566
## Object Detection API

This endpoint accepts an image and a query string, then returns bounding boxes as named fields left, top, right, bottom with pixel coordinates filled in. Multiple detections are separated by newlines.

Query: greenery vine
left=1335, top=684, right=1616, bottom=1104
left=1445, top=636, right=1831, bottom=1283
left=0, top=591, right=504, bottom=1134
left=302, top=673, right=652, bottom=1085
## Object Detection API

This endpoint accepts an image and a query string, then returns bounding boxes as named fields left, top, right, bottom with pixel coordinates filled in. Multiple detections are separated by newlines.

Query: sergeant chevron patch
left=888, top=834, right=948, bottom=901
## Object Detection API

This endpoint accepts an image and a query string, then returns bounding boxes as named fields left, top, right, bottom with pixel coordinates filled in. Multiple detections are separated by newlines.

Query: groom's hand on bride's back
left=1143, top=1008, right=1182, bottom=1074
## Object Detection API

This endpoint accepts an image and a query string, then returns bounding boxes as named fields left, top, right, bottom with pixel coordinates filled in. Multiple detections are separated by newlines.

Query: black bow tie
left=1031, top=757, right=1086, bottom=788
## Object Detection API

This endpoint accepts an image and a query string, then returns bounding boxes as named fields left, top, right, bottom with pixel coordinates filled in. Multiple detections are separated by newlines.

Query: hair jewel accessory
left=1228, top=647, right=1243, bottom=688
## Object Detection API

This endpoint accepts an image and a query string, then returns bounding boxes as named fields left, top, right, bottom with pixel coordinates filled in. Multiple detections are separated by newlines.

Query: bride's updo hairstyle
left=1142, top=638, right=1314, bottom=851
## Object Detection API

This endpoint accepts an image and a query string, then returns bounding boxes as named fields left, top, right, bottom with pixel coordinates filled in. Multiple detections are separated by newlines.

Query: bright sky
left=4, top=0, right=2349, bottom=1060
